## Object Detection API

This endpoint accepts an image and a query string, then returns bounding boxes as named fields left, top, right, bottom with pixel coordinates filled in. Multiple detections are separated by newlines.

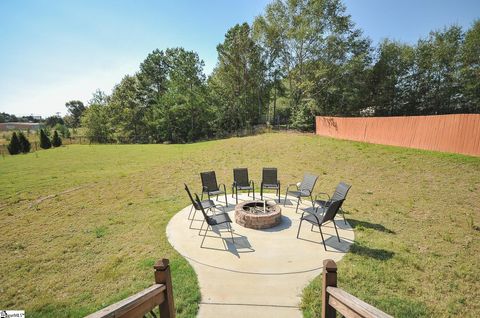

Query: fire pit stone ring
left=235, top=200, right=282, bottom=229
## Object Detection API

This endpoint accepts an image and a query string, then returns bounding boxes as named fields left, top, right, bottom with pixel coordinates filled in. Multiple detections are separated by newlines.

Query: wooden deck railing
left=322, top=259, right=393, bottom=318
left=85, top=258, right=175, bottom=318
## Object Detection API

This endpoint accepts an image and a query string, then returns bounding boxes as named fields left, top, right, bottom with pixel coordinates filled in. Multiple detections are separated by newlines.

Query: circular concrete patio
left=167, top=192, right=355, bottom=317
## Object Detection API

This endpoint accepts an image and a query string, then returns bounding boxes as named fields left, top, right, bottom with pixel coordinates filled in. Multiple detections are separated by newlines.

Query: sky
left=0, top=0, right=478, bottom=118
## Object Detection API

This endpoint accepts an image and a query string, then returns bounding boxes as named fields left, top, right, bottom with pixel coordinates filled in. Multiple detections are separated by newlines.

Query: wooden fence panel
left=315, top=114, right=480, bottom=156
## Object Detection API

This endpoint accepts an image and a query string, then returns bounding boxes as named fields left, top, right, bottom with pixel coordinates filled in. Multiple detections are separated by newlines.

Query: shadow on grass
left=347, top=218, right=396, bottom=234
left=349, top=243, right=394, bottom=260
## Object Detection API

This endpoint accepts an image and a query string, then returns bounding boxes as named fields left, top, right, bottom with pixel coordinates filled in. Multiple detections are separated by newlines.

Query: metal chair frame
left=195, top=194, right=235, bottom=248
left=232, top=168, right=255, bottom=204
left=184, top=184, right=223, bottom=229
left=200, top=171, right=228, bottom=206
left=260, top=167, right=281, bottom=202
left=297, top=199, right=344, bottom=251
left=284, top=173, right=318, bottom=214
left=314, top=182, right=351, bottom=224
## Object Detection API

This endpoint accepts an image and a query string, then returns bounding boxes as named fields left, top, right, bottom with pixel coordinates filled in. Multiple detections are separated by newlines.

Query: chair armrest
left=314, top=192, right=331, bottom=201
left=211, top=204, right=225, bottom=214
left=303, top=189, right=313, bottom=195
left=202, top=185, right=209, bottom=192
left=218, top=183, right=227, bottom=192
left=286, top=183, right=298, bottom=192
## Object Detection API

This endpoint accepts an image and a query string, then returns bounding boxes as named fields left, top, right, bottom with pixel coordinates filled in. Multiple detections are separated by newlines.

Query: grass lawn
left=1, top=133, right=479, bottom=317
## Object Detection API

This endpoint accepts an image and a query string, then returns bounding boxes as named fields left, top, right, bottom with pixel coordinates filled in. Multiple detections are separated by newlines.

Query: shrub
left=39, top=129, right=52, bottom=149
left=7, top=132, right=21, bottom=155
left=55, top=123, right=71, bottom=138
left=18, top=132, right=31, bottom=153
left=52, top=130, right=62, bottom=147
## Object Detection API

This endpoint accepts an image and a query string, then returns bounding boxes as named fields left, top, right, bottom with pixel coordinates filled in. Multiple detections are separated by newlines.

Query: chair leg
left=318, top=224, right=327, bottom=251
left=333, top=221, right=341, bottom=242
left=296, top=218, right=303, bottom=238
left=235, top=187, right=238, bottom=204
left=310, top=195, right=314, bottom=208
left=253, top=184, right=255, bottom=200
left=260, top=186, right=263, bottom=200
left=310, top=223, right=314, bottom=232
left=295, top=197, right=300, bottom=214
left=224, top=192, right=228, bottom=207
left=277, top=187, right=280, bottom=203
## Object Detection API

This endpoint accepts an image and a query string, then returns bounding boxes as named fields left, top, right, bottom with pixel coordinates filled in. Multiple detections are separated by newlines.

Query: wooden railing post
left=322, top=259, right=337, bottom=318
left=154, top=259, right=175, bottom=318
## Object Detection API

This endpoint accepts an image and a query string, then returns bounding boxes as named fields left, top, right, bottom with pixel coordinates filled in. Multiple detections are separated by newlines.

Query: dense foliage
left=7, top=132, right=21, bottom=155
left=39, top=129, right=52, bottom=149
left=74, top=0, right=479, bottom=142
left=52, top=130, right=62, bottom=147
left=18, top=132, right=31, bottom=153
left=0, top=112, right=41, bottom=123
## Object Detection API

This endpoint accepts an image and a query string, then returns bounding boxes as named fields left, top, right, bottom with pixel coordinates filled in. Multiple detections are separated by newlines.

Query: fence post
left=322, top=259, right=337, bottom=318
left=154, top=259, right=175, bottom=318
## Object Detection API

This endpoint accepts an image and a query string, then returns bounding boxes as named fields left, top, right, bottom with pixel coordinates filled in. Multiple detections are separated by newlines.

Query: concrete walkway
left=166, top=193, right=354, bottom=317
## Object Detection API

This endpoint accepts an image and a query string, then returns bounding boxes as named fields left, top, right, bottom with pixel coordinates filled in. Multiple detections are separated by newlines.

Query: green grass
left=1, top=133, right=479, bottom=317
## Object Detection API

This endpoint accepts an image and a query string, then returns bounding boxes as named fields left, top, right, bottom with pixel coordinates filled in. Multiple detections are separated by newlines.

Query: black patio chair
left=297, top=199, right=344, bottom=251
left=184, top=184, right=224, bottom=229
left=260, top=167, right=281, bottom=202
left=200, top=171, right=228, bottom=206
left=232, top=168, right=255, bottom=204
left=313, top=182, right=351, bottom=224
left=284, top=173, right=318, bottom=214
left=195, top=194, right=234, bottom=248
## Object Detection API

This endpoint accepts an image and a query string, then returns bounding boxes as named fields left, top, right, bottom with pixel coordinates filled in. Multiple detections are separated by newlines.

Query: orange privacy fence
left=315, top=114, right=480, bottom=157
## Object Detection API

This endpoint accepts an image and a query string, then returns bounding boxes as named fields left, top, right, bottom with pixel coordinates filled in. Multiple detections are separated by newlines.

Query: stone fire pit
left=235, top=200, right=282, bottom=229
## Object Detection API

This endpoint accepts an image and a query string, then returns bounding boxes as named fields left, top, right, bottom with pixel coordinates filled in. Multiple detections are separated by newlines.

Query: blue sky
left=0, top=0, right=478, bottom=117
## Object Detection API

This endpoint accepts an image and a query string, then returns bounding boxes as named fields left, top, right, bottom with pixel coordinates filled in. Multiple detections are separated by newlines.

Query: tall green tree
left=161, top=48, right=211, bottom=142
left=461, top=20, right=480, bottom=113
left=138, top=49, right=169, bottom=108
left=209, top=23, right=267, bottom=134
left=369, top=40, right=416, bottom=115
left=109, top=75, right=145, bottom=142
left=65, top=100, right=86, bottom=128
left=253, top=0, right=371, bottom=130
left=81, top=104, right=112, bottom=143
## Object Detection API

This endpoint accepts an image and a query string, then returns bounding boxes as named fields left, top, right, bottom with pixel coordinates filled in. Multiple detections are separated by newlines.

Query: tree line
left=50, top=0, right=480, bottom=142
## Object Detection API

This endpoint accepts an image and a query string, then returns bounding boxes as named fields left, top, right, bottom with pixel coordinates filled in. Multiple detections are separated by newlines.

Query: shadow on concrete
left=201, top=224, right=255, bottom=258
left=297, top=226, right=353, bottom=253
left=259, top=216, right=292, bottom=232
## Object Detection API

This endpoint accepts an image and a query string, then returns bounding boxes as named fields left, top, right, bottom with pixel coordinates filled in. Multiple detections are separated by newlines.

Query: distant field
left=1, top=133, right=479, bottom=317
